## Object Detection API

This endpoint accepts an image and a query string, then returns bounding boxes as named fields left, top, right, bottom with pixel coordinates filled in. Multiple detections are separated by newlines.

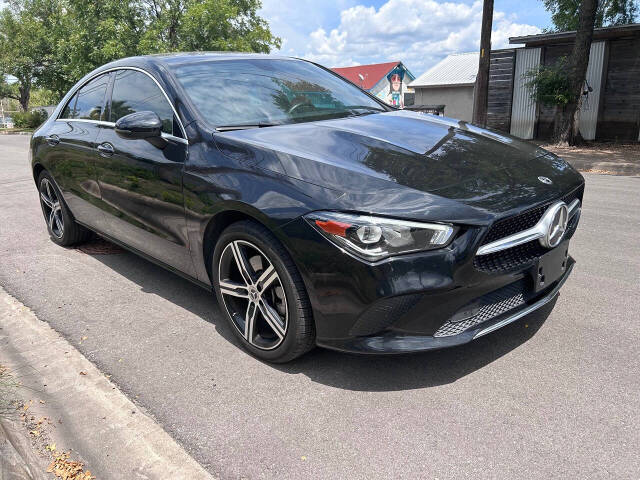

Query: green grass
left=0, top=127, right=35, bottom=134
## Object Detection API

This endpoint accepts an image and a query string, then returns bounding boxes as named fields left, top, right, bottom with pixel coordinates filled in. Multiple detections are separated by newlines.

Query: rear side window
left=109, top=69, right=174, bottom=135
left=61, top=73, right=110, bottom=120
left=60, top=93, right=78, bottom=119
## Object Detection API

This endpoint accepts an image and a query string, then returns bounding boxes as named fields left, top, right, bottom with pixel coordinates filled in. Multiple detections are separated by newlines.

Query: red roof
left=332, top=61, right=401, bottom=90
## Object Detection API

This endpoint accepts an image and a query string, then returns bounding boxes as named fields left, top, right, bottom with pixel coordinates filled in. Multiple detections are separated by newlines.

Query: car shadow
left=86, top=241, right=554, bottom=393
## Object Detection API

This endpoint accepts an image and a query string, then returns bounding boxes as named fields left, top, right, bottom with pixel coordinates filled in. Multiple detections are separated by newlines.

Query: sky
left=258, top=0, right=553, bottom=76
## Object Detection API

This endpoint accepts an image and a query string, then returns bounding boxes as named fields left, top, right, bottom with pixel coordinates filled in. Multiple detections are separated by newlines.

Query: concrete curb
left=0, top=417, right=49, bottom=480
left=0, top=287, right=214, bottom=480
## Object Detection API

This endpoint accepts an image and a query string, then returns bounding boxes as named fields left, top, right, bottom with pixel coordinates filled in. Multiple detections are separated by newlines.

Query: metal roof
left=510, top=22, right=640, bottom=45
left=409, top=52, right=479, bottom=88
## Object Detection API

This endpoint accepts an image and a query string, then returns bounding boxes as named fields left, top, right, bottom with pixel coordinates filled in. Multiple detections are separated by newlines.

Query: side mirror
left=115, top=111, right=163, bottom=140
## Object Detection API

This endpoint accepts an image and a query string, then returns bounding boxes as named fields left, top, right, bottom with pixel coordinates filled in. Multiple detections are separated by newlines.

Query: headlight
left=304, top=211, right=456, bottom=261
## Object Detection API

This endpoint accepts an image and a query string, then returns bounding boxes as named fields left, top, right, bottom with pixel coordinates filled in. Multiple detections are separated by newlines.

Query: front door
left=94, top=68, right=194, bottom=276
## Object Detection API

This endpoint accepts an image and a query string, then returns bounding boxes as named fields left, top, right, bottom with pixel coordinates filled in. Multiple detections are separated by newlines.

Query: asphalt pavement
left=1, top=134, right=639, bottom=479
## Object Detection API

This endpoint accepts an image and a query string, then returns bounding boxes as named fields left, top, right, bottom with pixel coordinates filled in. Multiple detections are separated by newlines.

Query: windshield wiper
left=215, top=122, right=280, bottom=132
left=344, top=105, right=386, bottom=113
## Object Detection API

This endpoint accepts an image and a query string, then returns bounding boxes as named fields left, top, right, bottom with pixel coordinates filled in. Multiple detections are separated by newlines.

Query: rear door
left=45, top=73, right=111, bottom=229
left=94, top=68, right=194, bottom=275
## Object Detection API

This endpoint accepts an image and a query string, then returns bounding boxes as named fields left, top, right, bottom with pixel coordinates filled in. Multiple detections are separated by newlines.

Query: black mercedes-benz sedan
left=30, top=53, right=584, bottom=362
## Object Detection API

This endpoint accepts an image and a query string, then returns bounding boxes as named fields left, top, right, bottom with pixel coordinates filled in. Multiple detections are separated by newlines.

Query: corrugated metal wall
left=579, top=42, right=606, bottom=140
left=510, top=48, right=541, bottom=139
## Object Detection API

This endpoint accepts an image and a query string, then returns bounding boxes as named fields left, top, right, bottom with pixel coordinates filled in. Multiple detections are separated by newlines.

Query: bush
left=12, top=109, right=48, bottom=128
left=524, top=57, right=573, bottom=107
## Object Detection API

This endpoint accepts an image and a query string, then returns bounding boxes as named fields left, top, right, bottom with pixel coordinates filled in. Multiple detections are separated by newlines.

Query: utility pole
left=472, top=0, right=494, bottom=127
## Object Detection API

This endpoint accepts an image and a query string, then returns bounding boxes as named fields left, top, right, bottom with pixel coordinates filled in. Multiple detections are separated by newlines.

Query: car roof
left=98, top=52, right=300, bottom=72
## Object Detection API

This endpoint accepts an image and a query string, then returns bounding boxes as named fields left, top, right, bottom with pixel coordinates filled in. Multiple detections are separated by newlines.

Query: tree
left=49, top=0, right=145, bottom=97
left=139, top=0, right=280, bottom=54
left=543, top=0, right=638, bottom=31
left=554, top=0, right=600, bottom=145
left=1, top=0, right=280, bottom=109
left=0, top=0, right=63, bottom=111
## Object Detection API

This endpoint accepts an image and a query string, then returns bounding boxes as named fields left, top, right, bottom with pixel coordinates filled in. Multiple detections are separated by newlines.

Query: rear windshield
left=171, top=58, right=387, bottom=127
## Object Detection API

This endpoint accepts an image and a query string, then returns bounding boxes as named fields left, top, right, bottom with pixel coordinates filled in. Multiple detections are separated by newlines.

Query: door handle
left=45, top=134, right=60, bottom=146
left=97, top=142, right=115, bottom=157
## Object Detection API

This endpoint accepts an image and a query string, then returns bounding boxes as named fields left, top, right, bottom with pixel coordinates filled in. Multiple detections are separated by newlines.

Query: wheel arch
left=202, top=207, right=290, bottom=284
left=32, top=162, right=46, bottom=184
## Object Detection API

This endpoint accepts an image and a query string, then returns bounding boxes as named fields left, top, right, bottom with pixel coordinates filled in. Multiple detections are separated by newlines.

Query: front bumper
left=278, top=217, right=577, bottom=355
left=317, top=259, right=573, bottom=354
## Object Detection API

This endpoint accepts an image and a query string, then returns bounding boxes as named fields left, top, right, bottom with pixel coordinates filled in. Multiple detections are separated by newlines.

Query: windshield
left=171, top=58, right=387, bottom=128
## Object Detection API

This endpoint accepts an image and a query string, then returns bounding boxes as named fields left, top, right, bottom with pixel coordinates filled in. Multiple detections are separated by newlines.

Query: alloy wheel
left=40, top=178, right=64, bottom=239
left=218, top=240, right=288, bottom=350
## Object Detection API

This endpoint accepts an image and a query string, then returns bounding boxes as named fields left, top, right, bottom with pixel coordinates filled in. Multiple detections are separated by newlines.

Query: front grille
left=475, top=185, right=584, bottom=273
left=475, top=241, right=547, bottom=272
left=434, top=280, right=527, bottom=337
left=480, top=186, right=584, bottom=247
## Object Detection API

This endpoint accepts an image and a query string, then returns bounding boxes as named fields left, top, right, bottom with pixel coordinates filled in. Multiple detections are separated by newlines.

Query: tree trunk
left=555, top=0, right=598, bottom=145
left=18, top=83, right=30, bottom=112
left=472, top=0, right=494, bottom=127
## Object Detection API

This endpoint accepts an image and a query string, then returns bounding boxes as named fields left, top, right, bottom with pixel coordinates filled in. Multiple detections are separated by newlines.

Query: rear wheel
left=37, top=171, right=92, bottom=246
left=212, top=220, right=315, bottom=362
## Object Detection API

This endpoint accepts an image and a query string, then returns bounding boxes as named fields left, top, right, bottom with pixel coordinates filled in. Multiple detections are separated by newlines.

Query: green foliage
left=0, top=0, right=64, bottom=109
left=12, top=108, right=47, bottom=127
left=0, top=0, right=280, bottom=109
left=543, top=0, right=638, bottom=31
left=139, top=0, right=281, bottom=54
left=524, top=58, right=574, bottom=107
left=29, top=88, right=60, bottom=107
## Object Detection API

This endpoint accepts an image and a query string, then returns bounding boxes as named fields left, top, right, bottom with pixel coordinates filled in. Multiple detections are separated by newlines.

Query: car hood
left=213, top=110, right=584, bottom=223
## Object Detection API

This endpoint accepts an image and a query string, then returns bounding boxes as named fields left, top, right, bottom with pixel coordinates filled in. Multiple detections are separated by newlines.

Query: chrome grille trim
left=476, top=198, right=580, bottom=256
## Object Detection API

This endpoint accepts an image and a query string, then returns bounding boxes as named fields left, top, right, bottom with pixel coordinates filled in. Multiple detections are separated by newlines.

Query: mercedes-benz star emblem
left=539, top=202, right=569, bottom=248
left=538, top=176, right=553, bottom=185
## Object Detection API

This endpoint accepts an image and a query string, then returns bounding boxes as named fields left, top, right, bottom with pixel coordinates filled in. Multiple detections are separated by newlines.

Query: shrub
left=524, top=57, right=573, bottom=107
left=13, top=109, right=48, bottom=128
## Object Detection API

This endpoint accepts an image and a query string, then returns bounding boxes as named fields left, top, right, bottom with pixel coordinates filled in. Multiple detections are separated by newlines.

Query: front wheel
left=212, top=220, right=315, bottom=363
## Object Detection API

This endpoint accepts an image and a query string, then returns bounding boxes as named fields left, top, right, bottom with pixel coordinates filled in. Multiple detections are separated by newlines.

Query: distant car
left=30, top=53, right=584, bottom=362
left=1, top=116, right=14, bottom=128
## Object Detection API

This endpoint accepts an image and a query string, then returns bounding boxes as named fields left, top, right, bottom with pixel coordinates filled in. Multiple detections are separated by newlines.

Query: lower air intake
left=434, top=292, right=525, bottom=337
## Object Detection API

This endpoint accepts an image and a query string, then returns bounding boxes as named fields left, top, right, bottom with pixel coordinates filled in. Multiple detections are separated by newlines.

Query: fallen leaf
left=46, top=443, right=57, bottom=452
left=81, top=336, right=88, bottom=341
left=30, top=430, right=40, bottom=436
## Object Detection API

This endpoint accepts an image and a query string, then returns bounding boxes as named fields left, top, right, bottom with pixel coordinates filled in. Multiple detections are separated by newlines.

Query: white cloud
left=264, top=0, right=541, bottom=75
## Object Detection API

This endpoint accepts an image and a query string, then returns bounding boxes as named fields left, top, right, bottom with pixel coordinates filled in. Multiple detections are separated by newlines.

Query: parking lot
left=1, top=134, right=639, bottom=479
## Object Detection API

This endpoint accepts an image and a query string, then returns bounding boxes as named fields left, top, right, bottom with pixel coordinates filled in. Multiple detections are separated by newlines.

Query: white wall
left=413, top=86, right=475, bottom=121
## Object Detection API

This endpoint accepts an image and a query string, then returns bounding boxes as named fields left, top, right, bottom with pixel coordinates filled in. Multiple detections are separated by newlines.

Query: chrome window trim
left=54, top=118, right=189, bottom=145
left=473, top=261, right=573, bottom=339
left=476, top=198, right=580, bottom=256
left=56, top=66, right=187, bottom=140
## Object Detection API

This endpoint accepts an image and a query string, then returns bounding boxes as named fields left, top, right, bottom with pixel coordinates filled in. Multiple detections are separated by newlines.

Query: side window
left=61, top=93, right=78, bottom=119
left=110, top=70, right=175, bottom=135
left=74, top=74, right=110, bottom=120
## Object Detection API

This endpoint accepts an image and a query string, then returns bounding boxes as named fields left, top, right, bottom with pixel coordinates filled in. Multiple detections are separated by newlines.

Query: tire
left=37, top=170, right=92, bottom=247
left=212, top=220, right=315, bottom=363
